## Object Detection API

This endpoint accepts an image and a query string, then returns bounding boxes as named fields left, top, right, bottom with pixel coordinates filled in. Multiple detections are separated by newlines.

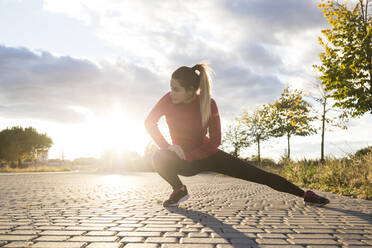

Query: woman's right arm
left=144, top=92, right=171, bottom=149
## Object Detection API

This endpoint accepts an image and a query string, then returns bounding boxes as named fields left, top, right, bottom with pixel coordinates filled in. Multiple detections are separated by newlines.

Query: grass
left=219, top=148, right=372, bottom=200
left=0, top=165, right=73, bottom=173
left=275, top=151, right=372, bottom=200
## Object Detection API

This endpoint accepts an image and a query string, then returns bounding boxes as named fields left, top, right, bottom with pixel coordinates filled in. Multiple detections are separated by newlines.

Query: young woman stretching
left=144, top=62, right=330, bottom=208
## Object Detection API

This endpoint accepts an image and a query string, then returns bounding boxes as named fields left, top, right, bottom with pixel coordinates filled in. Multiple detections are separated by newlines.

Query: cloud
left=0, top=0, right=332, bottom=124
left=224, top=0, right=324, bottom=33
left=0, top=45, right=166, bottom=124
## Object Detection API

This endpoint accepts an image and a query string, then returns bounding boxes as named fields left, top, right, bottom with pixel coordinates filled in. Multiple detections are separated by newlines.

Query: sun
left=66, top=104, right=150, bottom=159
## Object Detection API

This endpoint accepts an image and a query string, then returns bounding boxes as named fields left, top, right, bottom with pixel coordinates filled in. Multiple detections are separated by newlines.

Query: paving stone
left=180, top=237, right=229, bottom=244
left=145, top=237, right=178, bottom=243
left=1, top=241, right=34, bottom=248
left=306, top=246, right=341, bottom=248
left=122, top=244, right=158, bottom=248
left=163, top=232, right=185, bottom=238
left=287, top=234, right=334, bottom=239
left=211, top=232, right=256, bottom=238
left=7, top=231, right=39, bottom=235
left=117, top=232, right=161, bottom=237
left=229, top=238, right=256, bottom=244
left=163, top=245, right=214, bottom=248
left=288, top=238, right=339, bottom=245
left=68, top=236, right=118, bottom=242
left=85, top=243, right=122, bottom=248
left=38, top=231, right=85, bottom=236
left=0, top=235, right=37, bottom=241
left=137, top=228, right=178, bottom=232
left=256, top=246, right=304, bottom=248
left=216, top=245, right=254, bottom=248
left=33, top=235, right=70, bottom=241
left=30, top=242, right=86, bottom=248
left=264, top=229, right=294, bottom=234
left=188, top=232, right=209, bottom=237
left=293, top=228, right=336, bottom=233
left=86, top=231, right=117, bottom=236
left=255, top=239, right=290, bottom=244
left=107, top=228, right=135, bottom=232
left=340, top=239, right=371, bottom=245
left=119, top=237, right=144, bottom=243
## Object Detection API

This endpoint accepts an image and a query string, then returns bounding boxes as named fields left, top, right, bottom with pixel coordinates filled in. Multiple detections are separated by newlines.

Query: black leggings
left=152, top=149, right=305, bottom=198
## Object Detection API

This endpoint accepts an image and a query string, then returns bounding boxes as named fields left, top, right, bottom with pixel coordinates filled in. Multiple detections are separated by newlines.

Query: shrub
left=354, top=146, right=372, bottom=158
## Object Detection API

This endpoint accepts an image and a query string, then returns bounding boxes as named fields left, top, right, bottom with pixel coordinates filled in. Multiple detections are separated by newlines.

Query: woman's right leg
left=152, top=149, right=202, bottom=190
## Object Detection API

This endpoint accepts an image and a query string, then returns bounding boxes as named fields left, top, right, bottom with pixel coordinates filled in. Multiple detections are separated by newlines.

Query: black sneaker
left=304, top=190, right=330, bottom=207
left=163, top=185, right=189, bottom=207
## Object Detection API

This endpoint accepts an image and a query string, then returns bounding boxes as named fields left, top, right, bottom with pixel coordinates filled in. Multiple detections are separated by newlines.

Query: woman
left=144, top=62, right=330, bottom=208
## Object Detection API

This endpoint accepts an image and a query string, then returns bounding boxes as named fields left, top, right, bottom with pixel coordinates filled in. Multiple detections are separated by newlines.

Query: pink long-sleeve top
left=144, top=91, right=221, bottom=162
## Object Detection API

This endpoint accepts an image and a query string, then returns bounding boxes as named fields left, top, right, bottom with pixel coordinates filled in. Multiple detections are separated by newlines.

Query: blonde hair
left=171, top=61, right=214, bottom=128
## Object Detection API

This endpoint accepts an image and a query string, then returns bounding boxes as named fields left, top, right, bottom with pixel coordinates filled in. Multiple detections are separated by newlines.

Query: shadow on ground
left=165, top=206, right=258, bottom=247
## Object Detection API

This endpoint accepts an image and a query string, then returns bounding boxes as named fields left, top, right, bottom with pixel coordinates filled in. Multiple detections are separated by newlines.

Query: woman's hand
left=168, top=145, right=186, bottom=160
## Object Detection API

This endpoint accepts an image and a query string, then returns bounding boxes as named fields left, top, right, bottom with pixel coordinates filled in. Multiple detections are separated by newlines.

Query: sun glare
left=66, top=105, right=149, bottom=159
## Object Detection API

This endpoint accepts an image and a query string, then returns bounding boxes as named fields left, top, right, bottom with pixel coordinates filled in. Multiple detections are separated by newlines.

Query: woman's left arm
left=184, top=99, right=221, bottom=162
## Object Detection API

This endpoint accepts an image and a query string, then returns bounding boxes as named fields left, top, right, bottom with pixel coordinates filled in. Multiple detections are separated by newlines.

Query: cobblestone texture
left=0, top=171, right=371, bottom=248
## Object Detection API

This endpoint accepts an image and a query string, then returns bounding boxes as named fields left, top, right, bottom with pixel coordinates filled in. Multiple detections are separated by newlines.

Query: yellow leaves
left=290, top=120, right=296, bottom=126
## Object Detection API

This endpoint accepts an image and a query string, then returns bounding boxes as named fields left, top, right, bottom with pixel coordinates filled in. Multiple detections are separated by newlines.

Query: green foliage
left=269, top=87, right=317, bottom=137
left=314, top=0, right=372, bottom=117
left=266, top=87, right=317, bottom=159
left=238, top=106, right=272, bottom=164
left=0, top=126, right=53, bottom=166
left=221, top=117, right=251, bottom=158
left=239, top=107, right=272, bottom=143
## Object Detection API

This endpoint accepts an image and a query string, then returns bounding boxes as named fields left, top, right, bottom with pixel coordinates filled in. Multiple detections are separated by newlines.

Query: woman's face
left=170, top=78, right=196, bottom=104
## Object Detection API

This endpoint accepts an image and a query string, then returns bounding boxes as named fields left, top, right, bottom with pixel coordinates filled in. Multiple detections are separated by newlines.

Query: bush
left=354, top=146, right=372, bottom=158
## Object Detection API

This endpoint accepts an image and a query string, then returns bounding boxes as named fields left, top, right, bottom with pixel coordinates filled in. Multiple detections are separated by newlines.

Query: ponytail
left=192, top=62, right=214, bottom=128
left=172, top=61, right=215, bottom=128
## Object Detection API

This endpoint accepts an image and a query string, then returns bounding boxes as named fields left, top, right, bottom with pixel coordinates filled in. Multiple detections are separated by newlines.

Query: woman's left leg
left=201, top=150, right=305, bottom=197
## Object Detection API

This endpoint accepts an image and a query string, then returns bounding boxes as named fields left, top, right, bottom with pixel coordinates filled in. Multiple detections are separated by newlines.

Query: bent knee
left=152, top=149, right=174, bottom=169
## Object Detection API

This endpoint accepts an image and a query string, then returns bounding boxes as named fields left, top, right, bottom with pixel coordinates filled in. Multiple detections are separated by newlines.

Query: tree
left=238, top=106, right=271, bottom=165
left=308, top=79, right=348, bottom=162
left=268, top=87, right=317, bottom=160
left=0, top=126, right=53, bottom=167
left=314, top=0, right=372, bottom=117
left=221, top=117, right=250, bottom=158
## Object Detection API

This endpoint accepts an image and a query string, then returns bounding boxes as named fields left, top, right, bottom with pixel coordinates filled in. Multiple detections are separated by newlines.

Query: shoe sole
left=305, top=201, right=330, bottom=207
left=164, top=194, right=190, bottom=207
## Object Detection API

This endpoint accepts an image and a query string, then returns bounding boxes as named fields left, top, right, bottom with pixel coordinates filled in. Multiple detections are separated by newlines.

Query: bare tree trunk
left=287, top=133, right=291, bottom=159
left=321, top=99, right=326, bottom=163
left=233, top=146, right=239, bottom=158
left=257, top=138, right=261, bottom=166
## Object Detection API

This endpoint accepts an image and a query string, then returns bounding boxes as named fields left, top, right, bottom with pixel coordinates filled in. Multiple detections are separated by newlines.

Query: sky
left=0, top=0, right=370, bottom=161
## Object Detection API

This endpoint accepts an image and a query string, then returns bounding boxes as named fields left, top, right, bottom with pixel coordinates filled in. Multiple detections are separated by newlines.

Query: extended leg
left=206, top=151, right=305, bottom=197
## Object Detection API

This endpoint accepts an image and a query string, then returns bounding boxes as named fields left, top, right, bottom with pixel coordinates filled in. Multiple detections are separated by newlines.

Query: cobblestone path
left=0, top=172, right=371, bottom=248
